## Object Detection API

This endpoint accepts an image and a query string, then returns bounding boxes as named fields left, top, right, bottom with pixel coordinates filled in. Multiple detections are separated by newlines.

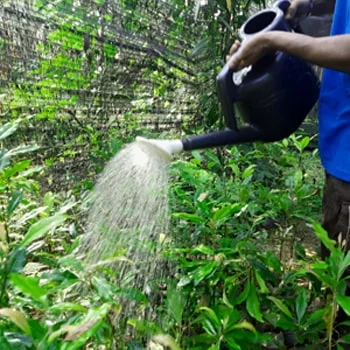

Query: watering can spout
left=136, top=126, right=262, bottom=160
left=182, top=126, right=262, bottom=151
left=136, top=136, right=184, bottom=161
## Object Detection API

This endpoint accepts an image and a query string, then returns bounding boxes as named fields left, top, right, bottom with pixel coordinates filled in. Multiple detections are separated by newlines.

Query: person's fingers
left=285, top=6, right=296, bottom=20
left=227, top=55, right=237, bottom=70
left=229, top=40, right=241, bottom=55
left=227, top=53, right=242, bottom=71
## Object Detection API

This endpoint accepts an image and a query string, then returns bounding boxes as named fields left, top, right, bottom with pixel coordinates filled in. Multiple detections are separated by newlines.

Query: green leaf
left=199, top=307, right=220, bottom=336
left=311, top=220, right=336, bottom=252
left=242, top=165, right=255, bottom=179
left=205, top=150, right=221, bottom=167
left=228, top=162, right=240, bottom=177
left=202, top=319, right=218, bottom=337
left=43, top=192, right=55, bottom=214
left=314, top=271, right=337, bottom=289
left=192, top=261, right=218, bottom=285
left=300, top=136, right=310, bottom=151
left=255, top=270, right=269, bottom=293
left=265, top=251, right=282, bottom=272
left=127, top=319, right=162, bottom=335
left=48, top=303, right=111, bottom=344
left=222, top=294, right=234, bottom=311
left=305, top=308, right=326, bottom=327
left=4, top=144, right=40, bottom=158
left=268, top=296, right=293, bottom=320
left=213, top=204, right=241, bottom=225
left=7, top=191, right=22, bottom=216
left=16, top=165, right=42, bottom=178
left=335, top=279, right=348, bottom=295
left=336, top=296, right=350, bottom=316
left=224, top=337, right=240, bottom=350
left=295, top=289, right=308, bottom=323
left=246, top=281, right=263, bottom=322
left=276, top=313, right=297, bottom=331
left=236, top=280, right=250, bottom=304
left=58, top=256, right=84, bottom=271
left=226, top=0, right=232, bottom=12
left=20, top=214, right=67, bottom=248
left=167, top=287, right=186, bottom=325
left=231, top=321, right=256, bottom=333
left=17, top=206, right=47, bottom=226
left=0, top=332, right=12, bottom=350
left=282, top=139, right=289, bottom=147
left=191, top=38, right=210, bottom=58
left=118, top=288, right=149, bottom=305
left=0, top=308, right=31, bottom=335
left=339, top=251, right=350, bottom=277
left=338, top=333, right=350, bottom=344
left=10, top=273, right=46, bottom=302
left=2, top=160, right=31, bottom=179
left=192, top=245, right=214, bottom=255
left=7, top=248, right=26, bottom=274
left=222, top=274, right=241, bottom=309
left=50, top=303, right=87, bottom=313
left=172, top=212, right=205, bottom=224
left=0, top=149, right=10, bottom=170
left=92, top=277, right=114, bottom=300
left=310, top=261, right=329, bottom=270
left=28, top=319, right=47, bottom=343
left=177, top=276, right=192, bottom=288
left=0, top=121, right=19, bottom=140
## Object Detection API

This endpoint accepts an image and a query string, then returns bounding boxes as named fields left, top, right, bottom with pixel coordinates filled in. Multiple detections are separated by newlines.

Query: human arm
left=227, top=31, right=350, bottom=74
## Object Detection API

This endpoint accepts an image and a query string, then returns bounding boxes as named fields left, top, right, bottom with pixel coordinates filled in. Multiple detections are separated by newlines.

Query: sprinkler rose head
left=135, top=137, right=184, bottom=161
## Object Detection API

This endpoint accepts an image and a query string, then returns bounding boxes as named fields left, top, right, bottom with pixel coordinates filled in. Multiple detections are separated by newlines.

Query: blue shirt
left=318, top=0, right=350, bottom=181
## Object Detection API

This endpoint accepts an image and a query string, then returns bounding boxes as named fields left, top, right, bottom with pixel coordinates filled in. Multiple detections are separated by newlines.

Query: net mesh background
left=0, top=0, right=327, bottom=190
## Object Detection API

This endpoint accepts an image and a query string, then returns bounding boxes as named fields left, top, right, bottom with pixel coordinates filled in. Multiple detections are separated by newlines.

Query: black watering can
left=181, top=0, right=320, bottom=150
left=136, top=0, right=320, bottom=160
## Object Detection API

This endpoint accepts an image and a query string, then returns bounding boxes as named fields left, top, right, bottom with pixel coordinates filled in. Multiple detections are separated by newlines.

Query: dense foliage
left=1, top=0, right=350, bottom=349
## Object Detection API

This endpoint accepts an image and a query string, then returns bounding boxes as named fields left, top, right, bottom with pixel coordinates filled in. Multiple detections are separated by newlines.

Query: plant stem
left=4, top=220, right=9, bottom=245
left=4, top=182, right=10, bottom=244
left=328, top=293, right=337, bottom=350
left=0, top=259, right=8, bottom=306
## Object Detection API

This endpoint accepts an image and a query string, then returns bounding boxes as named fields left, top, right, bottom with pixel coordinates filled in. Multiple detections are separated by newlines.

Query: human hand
left=226, top=33, right=271, bottom=71
left=285, top=0, right=312, bottom=22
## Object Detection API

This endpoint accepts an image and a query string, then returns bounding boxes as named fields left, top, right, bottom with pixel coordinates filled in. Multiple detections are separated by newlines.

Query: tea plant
left=161, top=138, right=350, bottom=349
left=1, top=121, right=350, bottom=349
left=0, top=120, right=113, bottom=349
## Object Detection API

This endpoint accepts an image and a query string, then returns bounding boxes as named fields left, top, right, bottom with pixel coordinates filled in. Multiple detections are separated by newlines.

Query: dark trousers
left=322, top=172, right=350, bottom=296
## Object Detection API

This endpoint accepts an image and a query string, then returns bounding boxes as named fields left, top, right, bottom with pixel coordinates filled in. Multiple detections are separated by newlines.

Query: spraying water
left=79, top=138, right=176, bottom=317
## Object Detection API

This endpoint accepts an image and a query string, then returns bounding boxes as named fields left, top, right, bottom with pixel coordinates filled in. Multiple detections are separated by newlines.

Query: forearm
left=310, top=0, right=335, bottom=16
left=265, top=31, right=350, bottom=73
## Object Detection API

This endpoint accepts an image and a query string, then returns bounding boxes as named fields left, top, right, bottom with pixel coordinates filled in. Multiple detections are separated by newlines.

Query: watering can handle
left=216, top=64, right=238, bottom=130
left=273, top=0, right=303, bottom=33
left=274, top=0, right=291, bottom=13
left=216, top=1, right=301, bottom=132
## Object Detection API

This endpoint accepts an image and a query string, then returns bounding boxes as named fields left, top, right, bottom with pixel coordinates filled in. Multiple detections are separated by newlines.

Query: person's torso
left=318, top=0, right=350, bottom=181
